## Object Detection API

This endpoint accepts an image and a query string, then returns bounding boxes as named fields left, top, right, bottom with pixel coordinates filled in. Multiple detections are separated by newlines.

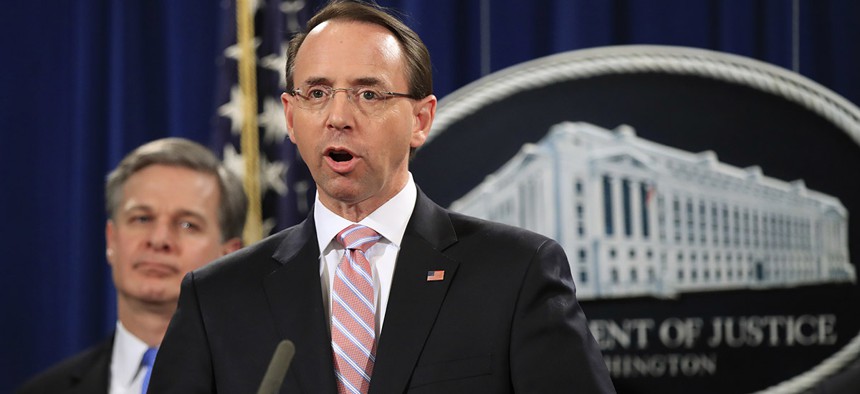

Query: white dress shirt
left=109, top=321, right=154, bottom=394
left=315, top=173, right=417, bottom=336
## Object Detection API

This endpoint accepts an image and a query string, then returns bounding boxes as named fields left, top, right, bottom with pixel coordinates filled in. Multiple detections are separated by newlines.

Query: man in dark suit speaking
left=149, top=1, right=614, bottom=393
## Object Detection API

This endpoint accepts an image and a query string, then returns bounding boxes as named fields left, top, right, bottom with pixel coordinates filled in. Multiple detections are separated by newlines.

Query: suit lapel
left=68, top=337, right=112, bottom=394
left=370, top=191, right=459, bottom=394
left=264, top=218, right=337, bottom=394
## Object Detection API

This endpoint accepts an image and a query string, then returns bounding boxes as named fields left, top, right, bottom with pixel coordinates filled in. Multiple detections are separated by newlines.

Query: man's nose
left=326, top=90, right=356, bottom=130
left=147, top=220, right=175, bottom=252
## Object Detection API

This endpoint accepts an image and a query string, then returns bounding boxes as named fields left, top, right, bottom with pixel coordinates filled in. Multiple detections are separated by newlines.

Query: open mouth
left=329, top=150, right=354, bottom=162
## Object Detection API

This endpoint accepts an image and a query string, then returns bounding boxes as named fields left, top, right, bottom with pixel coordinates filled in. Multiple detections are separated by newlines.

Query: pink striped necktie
left=332, top=224, right=381, bottom=394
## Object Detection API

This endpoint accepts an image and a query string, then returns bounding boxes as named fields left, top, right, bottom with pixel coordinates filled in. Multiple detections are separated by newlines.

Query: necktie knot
left=337, top=224, right=381, bottom=253
left=141, top=348, right=157, bottom=367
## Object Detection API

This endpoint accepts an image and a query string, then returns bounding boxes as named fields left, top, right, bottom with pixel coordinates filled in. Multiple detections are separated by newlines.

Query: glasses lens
left=298, top=86, right=331, bottom=110
left=295, top=86, right=392, bottom=115
left=352, top=88, right=389, bottom=114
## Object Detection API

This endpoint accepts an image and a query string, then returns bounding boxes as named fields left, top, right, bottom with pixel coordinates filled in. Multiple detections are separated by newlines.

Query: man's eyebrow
left=120, top=205, right=208, bottom=222
left=353, top=77, right=384, bottom=87
left=176, top=209, right=209, bottom=224
left=302, top=77, right=332, bottom=87
left=300, top=77, right=386, bottom=88
left=123, top=205, right=153, bottom=214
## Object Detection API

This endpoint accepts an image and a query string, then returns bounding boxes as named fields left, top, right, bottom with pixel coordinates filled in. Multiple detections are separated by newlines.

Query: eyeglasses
left=287, top=85, right=414, bottom=115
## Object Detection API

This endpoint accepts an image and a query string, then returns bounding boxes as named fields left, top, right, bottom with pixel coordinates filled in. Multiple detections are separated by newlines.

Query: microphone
left=256, top=339, right=296, bottom=394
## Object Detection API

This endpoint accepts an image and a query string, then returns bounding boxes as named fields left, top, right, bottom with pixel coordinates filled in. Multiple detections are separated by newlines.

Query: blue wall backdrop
left=1, top=0, right=858, bottom=391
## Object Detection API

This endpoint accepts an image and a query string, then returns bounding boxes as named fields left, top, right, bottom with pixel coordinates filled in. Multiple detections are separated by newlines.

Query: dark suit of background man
left=149, top=1, right=615, bottom=393
left=17, top=138, right=247, bottom=393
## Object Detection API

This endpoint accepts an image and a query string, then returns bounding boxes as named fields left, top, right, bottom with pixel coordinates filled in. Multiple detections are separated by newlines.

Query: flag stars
left=260, top=43, right=289, bottom=89
left=280, top=0, right=307, bottom=33
left=262, top=217, right=277, bottom=237
left=292, top=179, right=311, bottom=215
left=222, top=144, right=245, bottom=180
left=218, top=85, right=245, bottom=135
left=246, top=0, right=264, bottom=14
left=259, top=97, right=290, bottom=144
left=222, top=144, right=289, bottom=197
left=223, top=38, right=262, bottom=62
left=263, top=158, right=289, bottom=196
left=216, top=0, right=313, bottom=237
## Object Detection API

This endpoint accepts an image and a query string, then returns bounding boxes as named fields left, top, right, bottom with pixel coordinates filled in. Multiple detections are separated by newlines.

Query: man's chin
left=135, top=284, right=178, bottom=305
left=322, top=176, right=380, bottom=200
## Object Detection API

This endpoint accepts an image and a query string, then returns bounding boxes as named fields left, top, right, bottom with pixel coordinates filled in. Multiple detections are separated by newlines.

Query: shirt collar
left=111, top=321, right=152, bottom=387
left=314, top=172, right=417, bottom=252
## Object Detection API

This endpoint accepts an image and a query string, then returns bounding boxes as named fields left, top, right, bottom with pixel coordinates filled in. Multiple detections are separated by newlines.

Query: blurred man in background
left=17, top=138, right=247, bottom=394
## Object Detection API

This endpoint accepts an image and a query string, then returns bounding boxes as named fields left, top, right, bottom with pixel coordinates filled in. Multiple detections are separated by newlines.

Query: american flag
left=213, top=0, right=320, bottom=242
left=426, top=270, right=445, bottom=282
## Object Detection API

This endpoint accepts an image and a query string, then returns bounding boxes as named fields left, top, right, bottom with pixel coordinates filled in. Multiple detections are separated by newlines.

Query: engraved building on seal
left=451, top=122, right=854, bottom=300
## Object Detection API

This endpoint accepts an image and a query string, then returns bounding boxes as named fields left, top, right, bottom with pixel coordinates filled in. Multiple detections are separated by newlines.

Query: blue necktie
left=141, top=348, right=158, bottom=394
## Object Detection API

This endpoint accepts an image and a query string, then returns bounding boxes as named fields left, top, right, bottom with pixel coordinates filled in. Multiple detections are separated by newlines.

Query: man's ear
left=410, top=94, right=437, bottom=149
left=221, top=237, right=243, bottom=255
left=281, top=92, right=296, bottom=143
left=105, top=220, right=116, bottom=266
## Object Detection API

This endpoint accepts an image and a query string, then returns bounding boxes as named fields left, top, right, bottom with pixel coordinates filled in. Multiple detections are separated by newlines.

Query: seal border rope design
left=429, top=45, right=860, bottom=394
left=430, top=45, right=860, bottom=149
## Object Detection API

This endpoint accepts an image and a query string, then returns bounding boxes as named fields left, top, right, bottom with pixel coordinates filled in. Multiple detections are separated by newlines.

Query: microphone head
left=274, top=339, right=296, bottom=370
left=257, top=339, right=296, bottom=394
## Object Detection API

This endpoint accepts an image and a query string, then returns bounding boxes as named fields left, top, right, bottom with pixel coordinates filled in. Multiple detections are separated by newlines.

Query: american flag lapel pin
left=426, top=270, right=445, bottom=282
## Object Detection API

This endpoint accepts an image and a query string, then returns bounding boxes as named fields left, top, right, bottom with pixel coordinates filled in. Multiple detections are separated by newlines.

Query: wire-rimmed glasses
left=287, top=85, right=414, bottom=115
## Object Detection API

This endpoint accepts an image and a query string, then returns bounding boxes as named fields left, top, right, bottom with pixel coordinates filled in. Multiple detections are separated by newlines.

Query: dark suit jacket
left=149, top=190, right=615, bottom=393
left=16, top=336, right=112, bottom=394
